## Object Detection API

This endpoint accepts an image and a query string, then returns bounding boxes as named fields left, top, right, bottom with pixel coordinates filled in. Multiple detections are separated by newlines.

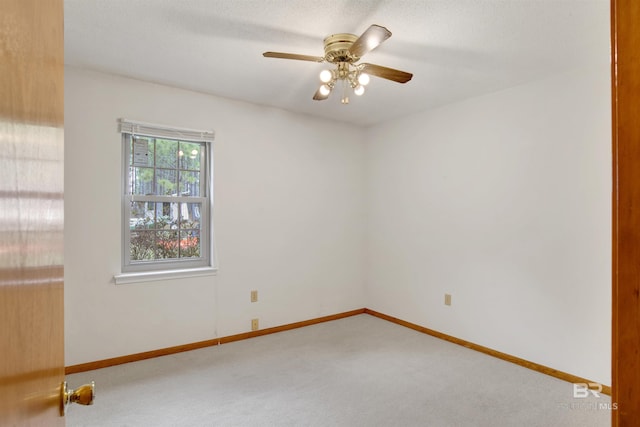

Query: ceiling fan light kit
left=263, top=24, right=413, bottom=104
left=316, top=61, right=370, bottom=104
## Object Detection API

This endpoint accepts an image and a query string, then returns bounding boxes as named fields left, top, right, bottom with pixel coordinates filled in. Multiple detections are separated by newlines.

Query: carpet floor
left=66, top=314, right=610, bottom=426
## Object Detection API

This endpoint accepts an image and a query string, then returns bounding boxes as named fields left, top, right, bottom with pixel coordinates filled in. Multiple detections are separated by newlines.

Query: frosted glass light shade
left=319, top=70, right=333, bottom=83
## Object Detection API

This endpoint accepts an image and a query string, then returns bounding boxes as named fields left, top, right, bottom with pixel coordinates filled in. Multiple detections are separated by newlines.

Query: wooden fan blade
left=313, top=87, right=330, bottom=101
left=348, top=25, right=392, bottom=58
left=263, top=52, right=325, bottom=62
left=360, top=63, right=413, bottom=83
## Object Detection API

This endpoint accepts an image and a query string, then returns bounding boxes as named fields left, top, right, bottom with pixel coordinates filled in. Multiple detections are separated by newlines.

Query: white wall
left=65, top=63, right=611, bottom=385
left=365, top=66, right=611, bottom=384
left=64, top=67, right=366, bottom=366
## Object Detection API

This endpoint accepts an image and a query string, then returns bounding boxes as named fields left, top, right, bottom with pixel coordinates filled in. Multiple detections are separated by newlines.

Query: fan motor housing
left=323, top=33, right=359, bottom=63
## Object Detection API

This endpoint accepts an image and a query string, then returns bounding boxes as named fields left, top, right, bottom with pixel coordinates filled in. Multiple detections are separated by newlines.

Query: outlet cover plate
left=444, top=294, right=452, bottom=306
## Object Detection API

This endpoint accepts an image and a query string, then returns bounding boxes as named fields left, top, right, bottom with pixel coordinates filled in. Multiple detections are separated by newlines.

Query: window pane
left=155, top=139, right=178, bottom=168
left=180, top=230, right=200, bottom=258
left=130, top=201, right=154, bottom=229
left=130, top=230, right=155, bottom=261
left=156, top=230, right=178, bottom=259
left=179, top=202, right=201, bottom=229
left=179, top=171, right=201, bottom=196
left=131, top=137, right=153, bottom=167
left=154, top=202, right=178, bottom=229
left=156, top=169, right=177, bottom=195
left=179, top=142, right=201, bottom=171
left=131, top=167, right=154, bottom=195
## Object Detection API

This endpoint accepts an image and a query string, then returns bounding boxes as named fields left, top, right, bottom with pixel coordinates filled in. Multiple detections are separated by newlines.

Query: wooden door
left=0, top=0, right=65, bottom=425
left=611, top=0, right=640, bottom=425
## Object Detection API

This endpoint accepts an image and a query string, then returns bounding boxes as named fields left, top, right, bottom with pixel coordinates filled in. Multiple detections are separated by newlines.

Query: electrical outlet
left=250, top=290, right=258, bottom=303
left=444, top=294, right=452, bottom=306
left=251, top=318, right=259, bottom=331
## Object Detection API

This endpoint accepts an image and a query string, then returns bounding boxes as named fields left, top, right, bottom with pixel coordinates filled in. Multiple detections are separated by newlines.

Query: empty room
left=5, top=0, right=638, bottom=426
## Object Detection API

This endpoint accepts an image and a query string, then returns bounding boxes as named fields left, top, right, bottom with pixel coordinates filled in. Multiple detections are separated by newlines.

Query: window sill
left=114, top=267, right=218, bottom=285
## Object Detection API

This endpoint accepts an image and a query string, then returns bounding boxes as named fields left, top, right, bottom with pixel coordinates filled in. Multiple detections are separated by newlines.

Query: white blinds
left=118, top=119, right=215, bottom=143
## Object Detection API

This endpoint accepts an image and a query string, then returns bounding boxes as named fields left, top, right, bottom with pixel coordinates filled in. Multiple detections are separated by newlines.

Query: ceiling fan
left=263, top=24, right=413, bottom=104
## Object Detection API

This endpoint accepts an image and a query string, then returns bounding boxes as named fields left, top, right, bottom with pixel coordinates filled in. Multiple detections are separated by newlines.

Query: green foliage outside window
left=128, top=136, right=204, bottom=263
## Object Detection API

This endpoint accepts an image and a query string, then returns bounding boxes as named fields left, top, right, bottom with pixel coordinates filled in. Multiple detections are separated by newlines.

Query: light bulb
left=319, top=69, right=332, bottom=83
left=354, top=85, right=365, bottom=96
left=358, top=73, right=370, bottom=86
left=319, top=84, right=331, bottom=96
left=191, top=149, right=198, bottom=156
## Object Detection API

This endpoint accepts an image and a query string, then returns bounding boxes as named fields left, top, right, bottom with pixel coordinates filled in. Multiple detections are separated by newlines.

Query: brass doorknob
left=60, top=381, right=95, bottom=415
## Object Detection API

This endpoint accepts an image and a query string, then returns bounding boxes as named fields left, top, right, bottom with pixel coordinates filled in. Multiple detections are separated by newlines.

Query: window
left=116, top=120, right=216, bottom=283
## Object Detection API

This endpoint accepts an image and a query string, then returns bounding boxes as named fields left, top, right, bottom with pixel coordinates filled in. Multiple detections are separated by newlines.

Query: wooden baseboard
left=66, top=307, right=611, bottom=397
left=364, top=308, right=611, bottom=396
left=64, top=308, right=365, bottom=374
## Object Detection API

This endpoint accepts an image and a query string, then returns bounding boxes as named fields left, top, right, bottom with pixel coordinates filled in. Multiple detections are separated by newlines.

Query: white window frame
left=114, top=119, right=217, bottom=284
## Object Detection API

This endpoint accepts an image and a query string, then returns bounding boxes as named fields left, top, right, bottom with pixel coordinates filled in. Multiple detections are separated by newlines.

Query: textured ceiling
left=64, top=0, right=609, bottom=127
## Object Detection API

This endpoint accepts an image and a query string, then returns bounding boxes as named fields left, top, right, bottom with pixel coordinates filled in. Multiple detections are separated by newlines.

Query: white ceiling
left=64, top=0, right=609, bottom=127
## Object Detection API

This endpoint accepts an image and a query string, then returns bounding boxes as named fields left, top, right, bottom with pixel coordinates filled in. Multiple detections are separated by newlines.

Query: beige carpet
left=66, top=314, right=610, bottom=426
